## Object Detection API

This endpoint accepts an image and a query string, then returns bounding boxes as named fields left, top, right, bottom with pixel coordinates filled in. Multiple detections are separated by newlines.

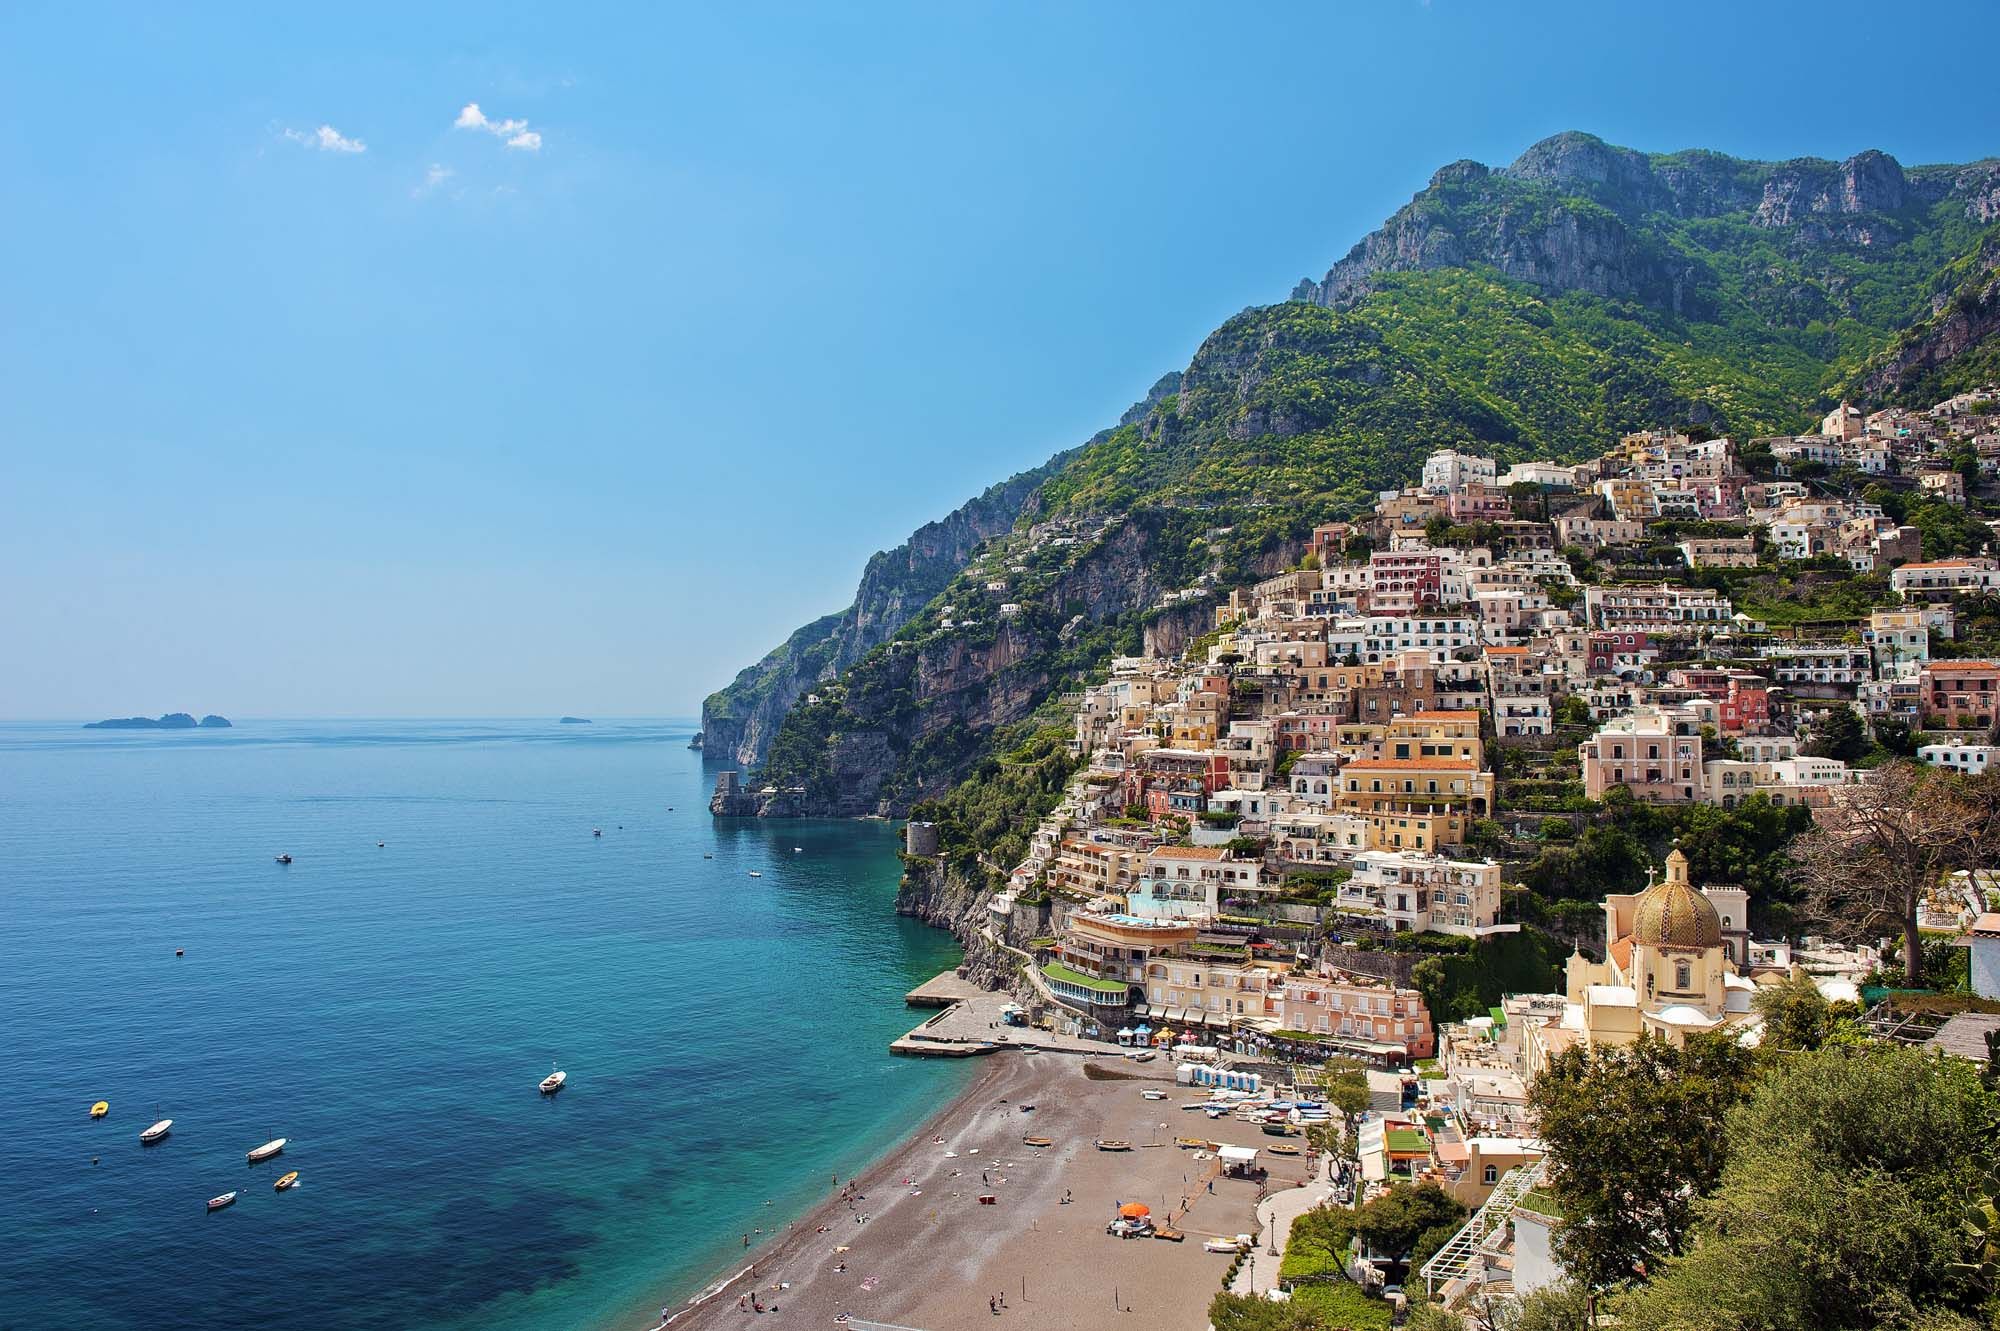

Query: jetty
left=890, top=971, right=1103, bottom=1057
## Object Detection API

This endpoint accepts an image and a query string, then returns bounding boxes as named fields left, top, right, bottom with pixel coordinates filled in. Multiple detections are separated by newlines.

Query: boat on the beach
left=207, top=1191, right=237, bottom=1212
left=1152, top=1226, right=1185, bottom=1242
left=90, top=1101, right=108, bottom=1119
left=1267, top=1143, right=1302, bottom=1156
left=1204, top=1235, right=1251, bottom=1253
left=540, top=1065, right=567, bottom=1094
left=247, top=1138, right=287, bottom=1163
left=1093, top=1139, right=1132, bottom=1151
left=1142, top=1088, right=1167, bottom=1100
left=140, top=1119, right=172, bottom=1144
left=1019, top=1045, right=1039, bottom=1055
left=1021, top=1135, right=1053, bottom=1147
left=274, top=1171, right=299, bottom=1191
left=1174, top=1136, right=1214, bottom=1150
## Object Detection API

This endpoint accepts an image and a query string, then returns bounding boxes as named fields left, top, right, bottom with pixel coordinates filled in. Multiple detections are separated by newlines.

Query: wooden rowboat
left=1093, top=1139, right=1132, bottom=1152
left=1174, top=1136, right=1215, bottom=1150
left=1021, top=1135, right=1053, bottom=1147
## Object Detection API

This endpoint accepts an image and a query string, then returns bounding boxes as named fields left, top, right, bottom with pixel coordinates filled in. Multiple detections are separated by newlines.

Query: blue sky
left=3, top=1, right=1997, bottom=718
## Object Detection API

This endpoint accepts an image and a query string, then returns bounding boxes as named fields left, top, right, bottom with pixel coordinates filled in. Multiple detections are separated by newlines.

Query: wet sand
left=642, top=1053, right=1317, bottom=1331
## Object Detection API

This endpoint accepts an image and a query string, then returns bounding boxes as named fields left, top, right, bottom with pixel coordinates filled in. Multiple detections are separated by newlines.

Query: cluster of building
left=919, top=389, right=2000, bottom=1091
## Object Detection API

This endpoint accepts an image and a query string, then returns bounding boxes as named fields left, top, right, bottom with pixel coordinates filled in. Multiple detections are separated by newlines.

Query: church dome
left=1631, top=847, right=1722, bottom=950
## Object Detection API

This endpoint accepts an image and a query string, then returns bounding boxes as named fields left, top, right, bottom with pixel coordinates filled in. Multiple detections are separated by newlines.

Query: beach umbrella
left=1118, top=1202, right=1150, bottom=1218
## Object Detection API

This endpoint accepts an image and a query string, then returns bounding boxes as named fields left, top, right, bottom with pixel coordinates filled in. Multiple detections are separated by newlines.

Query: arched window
left=1675, top=960, right=1691, bottom=990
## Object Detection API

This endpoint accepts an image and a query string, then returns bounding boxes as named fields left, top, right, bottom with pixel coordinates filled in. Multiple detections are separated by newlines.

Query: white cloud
left=454, top=102, right=542, bottom=151
left=284, top=124, right=366, bottom=154
left=412, top=163, right=455, bottom=197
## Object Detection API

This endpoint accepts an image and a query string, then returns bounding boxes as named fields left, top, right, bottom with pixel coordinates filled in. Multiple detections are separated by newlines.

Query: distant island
left=84, top=713, right=232, bottom=730
left=558, top=716, right=591, bottom=724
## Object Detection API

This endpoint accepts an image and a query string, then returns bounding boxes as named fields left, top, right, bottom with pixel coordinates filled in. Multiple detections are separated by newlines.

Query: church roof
left=1631, top=847, right=1723, bottom=950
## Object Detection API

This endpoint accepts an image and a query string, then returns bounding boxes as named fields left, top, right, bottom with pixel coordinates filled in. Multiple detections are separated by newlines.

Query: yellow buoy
left=90, top=1101, right=109, bottom=1119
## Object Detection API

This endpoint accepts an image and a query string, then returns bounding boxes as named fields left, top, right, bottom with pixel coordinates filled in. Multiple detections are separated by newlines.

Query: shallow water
left=0, top=719, right=967, bottom=1329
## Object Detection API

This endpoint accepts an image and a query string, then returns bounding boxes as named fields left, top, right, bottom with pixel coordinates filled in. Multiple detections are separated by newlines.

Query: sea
left=0, top=718, right=970, bottom=1330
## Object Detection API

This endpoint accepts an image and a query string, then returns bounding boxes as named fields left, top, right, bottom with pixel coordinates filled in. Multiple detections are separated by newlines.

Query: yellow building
left=1556, top=846, right=1757, bottom=1048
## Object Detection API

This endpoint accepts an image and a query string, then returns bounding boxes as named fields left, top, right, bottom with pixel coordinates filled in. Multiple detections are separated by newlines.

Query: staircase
left=1417, top=1159, right=1547, bottom=1299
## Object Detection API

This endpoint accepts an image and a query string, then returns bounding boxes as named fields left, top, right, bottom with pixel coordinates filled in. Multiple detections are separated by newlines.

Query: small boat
left=247, top=1138, right=287, bottom=1163
left=540, top=1065, right=566, bottom=1095
left=1018, top=1103, right=1036, bottom=1112
left=1019, top=1045, right=1040, bottom=1055
left=1267, top=1143, right=1302, bottom=1156
left=703, top=853, right=713, bottom=859
left=1094, top=1139, right=1132, bottom=1152
left=90, top=1101, right=109, bottom=1119
left=1152, top=1226, right=1186, bottom=1242
left=274, top=1171, right=299, bottom=1191
left=793, top=847, right=803, bottom=854
left=1204, top=1235, right=1250, bottom=1253
left=1022, top=1135, right=1053, bottom=1147
left=140, top=1119, right=172, bottom=1144
left=1142, top=1089, right=1167, bottom=1100
left=1131, top=1051, right=1155, bottom=1062
left=274, top=853, right=292, bottom=864
left=592, top=829, right=602, bottom=838
left=207, top=1191, right=237, bottom=1212
left=1174, top=1136, right=1214, bottom=1150
left=747, top=871, right=762, bottom=878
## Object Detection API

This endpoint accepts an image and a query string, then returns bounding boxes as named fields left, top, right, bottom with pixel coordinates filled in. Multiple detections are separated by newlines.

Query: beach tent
left=1218, top=1145, right=1260, bottom=1176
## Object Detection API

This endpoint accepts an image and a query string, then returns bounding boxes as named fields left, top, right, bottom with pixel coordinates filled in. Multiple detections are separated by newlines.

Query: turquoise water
left=0, top=720, right=968, bottom=1330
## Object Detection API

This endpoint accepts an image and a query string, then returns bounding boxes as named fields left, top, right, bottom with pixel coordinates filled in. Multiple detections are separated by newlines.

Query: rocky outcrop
left=700, top=459, right=1066, bottom=768
left=1849, top=234, right=2000, bottom=404
left=1297, top=133, right=2000, bottom=321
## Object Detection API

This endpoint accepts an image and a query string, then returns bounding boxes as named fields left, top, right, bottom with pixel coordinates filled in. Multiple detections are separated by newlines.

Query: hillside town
left=903, top=386, right=2000, bottom=1322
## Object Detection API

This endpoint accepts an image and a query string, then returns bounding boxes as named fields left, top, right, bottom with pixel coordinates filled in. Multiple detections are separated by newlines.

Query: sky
left=3, top=2, right=1998, bottom=719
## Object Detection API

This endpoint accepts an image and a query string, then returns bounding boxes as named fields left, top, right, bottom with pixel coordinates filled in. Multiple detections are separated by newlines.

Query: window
left=1675, top=960, right=1691, bottom=990
left=1483, top=1165, right=1498, bottom=1185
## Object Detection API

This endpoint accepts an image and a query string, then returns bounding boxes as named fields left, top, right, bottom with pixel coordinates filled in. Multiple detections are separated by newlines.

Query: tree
left=1527, top=1033, right=1757, bottom=1303
left=1615, top=1043, right=2000, bottom=1331
left=1752, top=970, right=1834, bottom=1051
left=1351, top=1182, right=1466, bottom=1261
left=1803, top=706, right=1868, bottom=762
left=1493, top=1284, right=1593, bottom=1331
left=1790, top=762, right=2000, bottom=984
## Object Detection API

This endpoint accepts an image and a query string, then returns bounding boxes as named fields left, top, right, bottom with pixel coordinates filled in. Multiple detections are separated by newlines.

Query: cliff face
left=700, top=457, right=1068, bottom=768
left=1300, top=132, right=2000, bottom=330
left=1849, top=233, right=2000, bottom=404
left=715, top=508, right=1304, bottom=819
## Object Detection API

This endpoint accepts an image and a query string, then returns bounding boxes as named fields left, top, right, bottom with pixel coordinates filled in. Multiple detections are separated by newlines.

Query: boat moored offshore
left=140, top=1119, right=172, bottom=1144
left=246, top=1138, right=287, bottom=1163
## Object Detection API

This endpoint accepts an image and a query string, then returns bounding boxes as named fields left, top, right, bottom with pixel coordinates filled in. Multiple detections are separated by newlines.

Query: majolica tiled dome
left=1631, top=847, right=1722, bottom=950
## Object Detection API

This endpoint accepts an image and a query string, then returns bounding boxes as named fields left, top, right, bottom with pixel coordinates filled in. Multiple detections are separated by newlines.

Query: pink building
left=1279, top=973, right=1435, bottom=1060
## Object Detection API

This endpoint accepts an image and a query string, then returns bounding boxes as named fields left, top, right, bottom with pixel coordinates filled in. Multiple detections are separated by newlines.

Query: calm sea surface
left=0, top=719, right=967, bottom=1330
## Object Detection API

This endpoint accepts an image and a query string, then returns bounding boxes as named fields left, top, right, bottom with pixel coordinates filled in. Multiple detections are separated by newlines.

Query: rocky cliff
left=700, top=457, right=1069, bottom=768
left=1849, top=233, right=2000, bottom=405
left=1298, top=131, right=2000, bottom=331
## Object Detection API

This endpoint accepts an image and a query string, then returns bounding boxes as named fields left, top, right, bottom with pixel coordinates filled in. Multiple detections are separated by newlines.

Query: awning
left=1218, top=1145, right=1259, bottom=1165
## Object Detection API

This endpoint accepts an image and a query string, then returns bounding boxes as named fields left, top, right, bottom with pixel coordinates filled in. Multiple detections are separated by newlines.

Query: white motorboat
left=140, top=1118, right=173, bottom=1144
left=540, top=1066, right=566, bottom=1095
left=247, top=1138, right=287, bottom=1163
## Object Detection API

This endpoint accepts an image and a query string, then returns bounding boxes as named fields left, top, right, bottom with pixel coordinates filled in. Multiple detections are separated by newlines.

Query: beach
left=642, top=1051, right=1319, bottom=1331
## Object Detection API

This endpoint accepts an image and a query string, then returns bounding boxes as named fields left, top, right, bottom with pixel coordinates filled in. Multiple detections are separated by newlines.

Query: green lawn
left=1040, top=961, right=1129, bottom=995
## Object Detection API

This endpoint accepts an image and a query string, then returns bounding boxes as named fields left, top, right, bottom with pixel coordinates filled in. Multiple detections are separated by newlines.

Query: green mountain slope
left=716, top=132, right=2000, bottom=824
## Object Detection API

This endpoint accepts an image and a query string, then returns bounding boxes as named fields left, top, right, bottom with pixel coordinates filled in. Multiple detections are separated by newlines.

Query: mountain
left=711, top=132, right=2000, bottom=822
left=83, top=713, right=231, bottom=729
left=699, top=451, right=1081, bottom=768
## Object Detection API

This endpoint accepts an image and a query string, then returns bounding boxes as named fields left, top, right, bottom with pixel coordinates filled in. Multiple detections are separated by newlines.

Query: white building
left=1919, top=743, right=2000, bottom=775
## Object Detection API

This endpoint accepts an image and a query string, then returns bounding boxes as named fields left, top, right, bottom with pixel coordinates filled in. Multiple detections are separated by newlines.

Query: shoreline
left=619, top=1049, right=1318, bottom=1331
left=611, top=1056, right=1011, bottom=1331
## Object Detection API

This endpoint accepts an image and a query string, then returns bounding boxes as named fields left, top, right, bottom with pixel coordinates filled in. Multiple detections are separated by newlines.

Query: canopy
left=1118, top=1202, right=1151, bottom=1218
left=1133, top=1023, right=1152, bottom=1034
left=1218, top=1145, right=1259, bottom=1165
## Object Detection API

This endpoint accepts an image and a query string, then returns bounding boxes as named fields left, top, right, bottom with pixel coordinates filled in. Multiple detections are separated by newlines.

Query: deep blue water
left=0, top=720, right=967, bottom=1330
